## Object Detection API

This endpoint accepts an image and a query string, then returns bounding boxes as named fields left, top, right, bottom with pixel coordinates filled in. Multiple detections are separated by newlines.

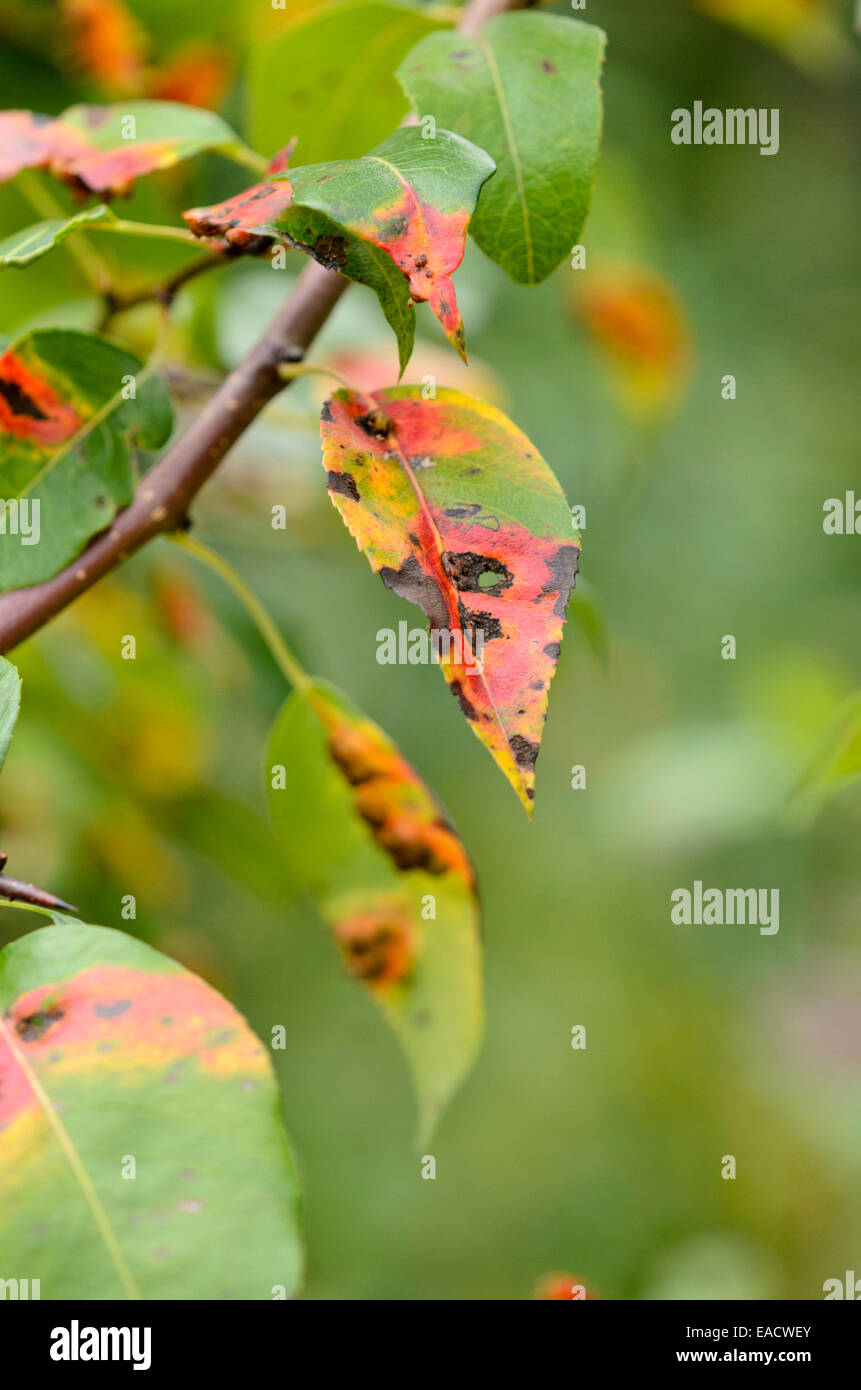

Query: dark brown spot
left=326, top=469, right=360, bottom=502
left=450, top=679, right=478, bottom=721
left=443, top=551, right=513, bottom=596
left=459, top=605, right=503, bottom=640
left=320, top=399, right=334, bottom=423
left=16, top=1005, right=64, bottom=1041
left=544, top=642, right=561, bottom=660
left=509, top=734, right=539, bottom=769
left=311, top=232, right=349, bottom=269
left=541, top=545, right=580, bottom=617
left=380, top=554, right=448, bottom=629
left=0, top=377, right=49, bottom=421
left=355, top=408, right=393, bottom=441
left=541, top=60, right=557, bottom=73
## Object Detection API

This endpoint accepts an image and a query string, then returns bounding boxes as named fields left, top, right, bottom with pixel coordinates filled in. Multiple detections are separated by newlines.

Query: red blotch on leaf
left=0, top=350, right=82, bottom=445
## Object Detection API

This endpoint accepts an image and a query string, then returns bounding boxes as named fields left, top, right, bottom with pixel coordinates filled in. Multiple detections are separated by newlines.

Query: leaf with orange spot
left=0, top=100, right=254, bottom=197
left=571, top=263, right=693, bottom=420
left=267, top=679, right=481, bottom=1143
left=0, top=922, right=302, bottom=1298
left=146, top=44, right=235, bottom=111
left=320, top=386, right=578, bottom=815
left=0, top=329, right=172, bottom=592
left=533, top=1272, right=595, bottom=1300
left=61, top=0, right=149, bottom=98
left=183, top=127, right=495, bottom=372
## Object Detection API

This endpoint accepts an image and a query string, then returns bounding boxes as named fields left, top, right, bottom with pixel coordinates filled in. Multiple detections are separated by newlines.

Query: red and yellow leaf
left=0, top=100, right=249, bottom=197
left=320, top=386, right=578, bottom=814
left=183, top=144, right=296, bottom=251
left=0, top=922, right=302, bottom=1298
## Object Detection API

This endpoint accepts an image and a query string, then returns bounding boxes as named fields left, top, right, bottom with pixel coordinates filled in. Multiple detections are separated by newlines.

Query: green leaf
left=397, top=12, right=606, bottom=284
left=0, top=656, right=22, bottom=773
left=0, top=101, right=256, bottom=196
left=0, top=329, right=172, bottom=592
left=0, top=921, right=303, bottom=1299
left=0, top=205, right=116, bottom=269
left=247, top=0, right=449, bottom=167
left=267, top=679, right=482, bottom=1143
left=184, top=127, right=495, bottom=371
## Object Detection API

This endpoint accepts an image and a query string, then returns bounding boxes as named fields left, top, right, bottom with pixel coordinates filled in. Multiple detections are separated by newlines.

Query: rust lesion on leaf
left=334, top=907, right=414, bottom=987
left=354, top=407, right=394, bottom=441
left=313, top=690, right=474, bottom=888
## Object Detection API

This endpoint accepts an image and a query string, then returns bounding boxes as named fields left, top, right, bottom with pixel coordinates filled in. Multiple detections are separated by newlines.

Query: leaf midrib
left=475, top=31, right=534, bottom=284
left=368, top=391, right=523, bottom=793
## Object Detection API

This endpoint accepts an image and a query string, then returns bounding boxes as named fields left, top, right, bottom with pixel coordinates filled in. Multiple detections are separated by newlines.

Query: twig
left=98, top=252, right=227, bottom=330
left=0, top=0, right=528, bottom=656
left=0, top=871, right=77, bottom=914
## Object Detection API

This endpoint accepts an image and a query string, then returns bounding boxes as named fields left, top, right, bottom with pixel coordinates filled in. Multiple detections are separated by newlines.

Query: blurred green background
left=1, top=0, right=859, bottom=1298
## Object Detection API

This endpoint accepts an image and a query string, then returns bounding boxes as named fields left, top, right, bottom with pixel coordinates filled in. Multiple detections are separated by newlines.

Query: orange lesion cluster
left=334, top=907, right=414, bottom=987
left=61, top=0, right=234, bottom=109
left=315, top=694, right=474, bottom=889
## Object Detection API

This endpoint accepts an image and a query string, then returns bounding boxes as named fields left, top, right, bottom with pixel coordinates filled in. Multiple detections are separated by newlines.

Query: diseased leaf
left=0, top=656, right=22, bottom=773
left=248, top=0, right=448, bottom=167
left=0, top=204, right=115, bottom=268
left=184, top=127, right=495, bottom=371
left=397, top=13, right=605, bottom=285
left=320, top=386, right=578, bottom=813
left=0, top=329, right=172, bottom=592
left=267, top=679, right=481, bottom=1143
left=0, top=100, right=253, bottom=197
left=0, top=922, right=302, bottom=1299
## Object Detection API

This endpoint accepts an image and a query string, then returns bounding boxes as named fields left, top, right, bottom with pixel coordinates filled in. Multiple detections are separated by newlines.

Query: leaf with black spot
left=183, top=127, right=495, bottom=374
left=0, top=922, right=302, bottom=1298
left=320, top=386, right=579, bottom=815
left=0, top=329, right=172, bottom=592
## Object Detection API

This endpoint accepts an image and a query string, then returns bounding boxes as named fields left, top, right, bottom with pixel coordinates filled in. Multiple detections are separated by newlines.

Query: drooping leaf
left=0, top=922, right=302, bottom=1298
left=397, top=13, right=605, bottom=285
left=0, top=329, right=172, bottom=592
left=247, top=0, right=448, bottom=167
left=184, top=127, right=495, bottom=370
left=267, top=679, right=481, bottom=1143
left=0, top=204, right=115, bottom=269
left=0, top=101, right=254, bottom=197
left=320, top=387, right=578, bottom=813
left=0, top=656, right=22, bottom=772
